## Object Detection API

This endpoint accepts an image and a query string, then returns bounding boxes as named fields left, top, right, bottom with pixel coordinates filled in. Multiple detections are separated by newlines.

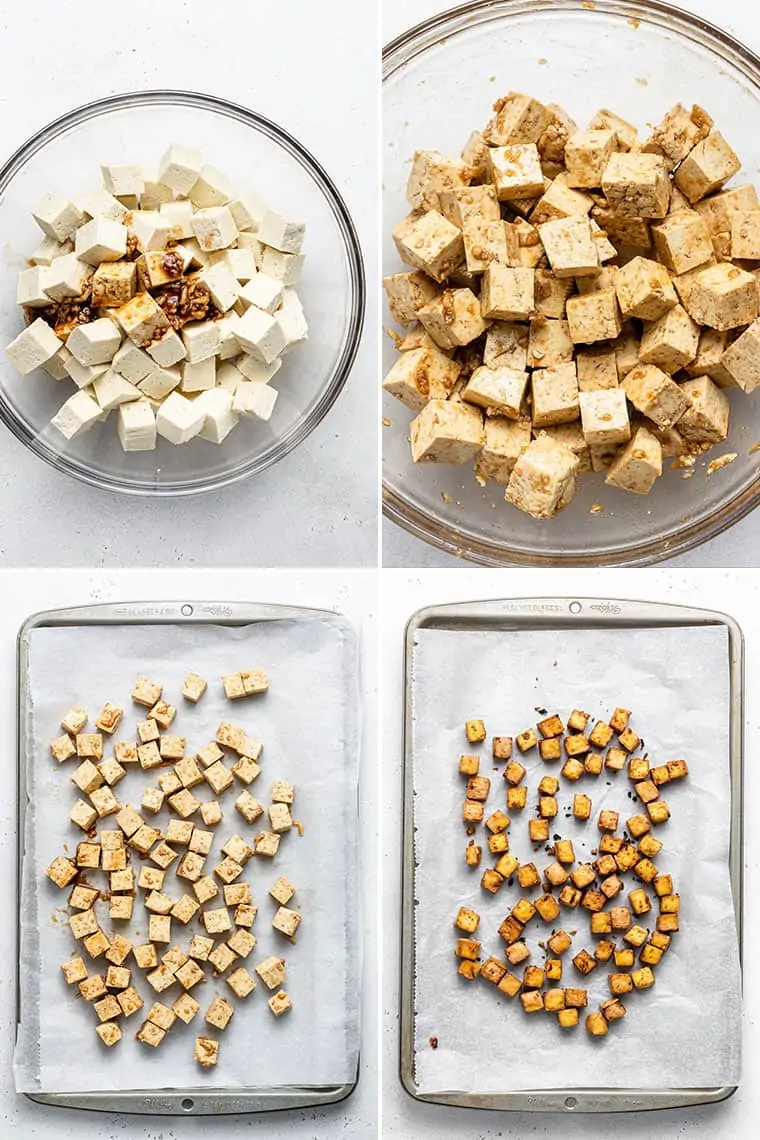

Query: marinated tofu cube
left=516, top=728, right=539, bottom=752
left=506, top=432, right=579, bottom=519
left=615, top=257, right=677, bottom=321
left=648, top=800, right=671, bottom=825
left=393, top=210, right=464, bottom=283
left=573, top=949, right=597, bottom=976
left=407, top=149, right=471, bottom=212
left=601, top=152, right=670, bottom=218
left=564, top=734, right=591, bottom=758
left=491, top=737, right=513, bottom=761
left=539, top=739, right=562, bottom=763
left=480, top=264, right=534, bottom=320
left=675, top=132, right=741, bottom=203
left=573, top=794, right=592, bottom=820
left=534, top=893, right=560, bottom=922
left=538, top=214, right=600, bottom=278
left=410, top=399, right=484, bottom=465
left=561, top=758, right=585, bottom=782
left=585, top=1010, right=608, bottom=1036
left=683, top=263, right=758, bottom=331
left=529, top=819, right=550, bottom=843
left=520, top=990, right=544, bottom=1014
left=507, top=787, right=527, bottom=811
left=605, top=425, right=662, bottom=495
left=652, top=209, right=713, bottom=274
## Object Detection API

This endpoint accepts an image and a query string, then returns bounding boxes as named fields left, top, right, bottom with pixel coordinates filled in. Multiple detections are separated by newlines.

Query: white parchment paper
left=410, top=624, right=741, bottom=1093
left=14, top=616, right=360, bottom=1094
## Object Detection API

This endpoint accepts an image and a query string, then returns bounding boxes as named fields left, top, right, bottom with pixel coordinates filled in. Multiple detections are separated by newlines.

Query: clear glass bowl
left=383, top=0, right=760, bottom=565
left=0, top=91, right=365, bottom=496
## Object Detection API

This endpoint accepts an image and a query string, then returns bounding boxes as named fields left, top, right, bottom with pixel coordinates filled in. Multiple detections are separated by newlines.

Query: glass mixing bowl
left=383, top=0, right=760, bottom=565
left=0, top=91, right=365, bottom=495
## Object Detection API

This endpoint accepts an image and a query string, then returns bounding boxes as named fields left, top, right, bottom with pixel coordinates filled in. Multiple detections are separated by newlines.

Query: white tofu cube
left=42, top=345, right=72, bottom=380
left=258, top=211, right=305, bottom=254
left=181, top=357, right=216, bottom=393
left=191, top=206, right=238, bottom=252
left=17, top=266, right=51, bottom=308
left=112, top=341, right=157, bottom=384
left=5, top=318, right=62, bottom=375
left=44, top=254, right=93, bottom=302
left=505, top=433, right=580, bottom=519
left=156, top=391, right=205, bottom=444
left=67, top=318, right=122, bottom=366
left=147, top=329, right=187, bottom=368
left=74, top=217, right=128, bottom=266
left=93, top=370, right=142, bottom=410
left=229, top=193, right=267, bottom=232
left=118, top=399, right=156, bottom=452
left=275, top=288, right=309, bottom=352
left=101, top=164, right=144, bottom=199
left=235, top=307, right=287, bottom=364
left=201, top=263, right=240, bottom=312
left=182, top=320, right=221, bottom=364
left=140, top=170, right=173, bottom=211
left=51, top=390, right=102, bottom=439
left=32, top=194, right=85, bottom=242
left=237, top=232, right=264, bottom=267
left=159, top=199, right=195, bottom=240
left=260, top=248, right=304, bottom=286
left=216, top=312, right=242, bottom=360
left=237, top=355, right=282, bottom=384
left=579, top=389, right=631, bottom=445
left=30, top=235, right=72, bottom=266
left=158, top=144, right=203, bottom=196
left=531, top=362, right=580, bottom=426
left=232, top=382, right=278, bottom=421
left=130, top=210, right=174, bottom=252
left=217, top=361, right=246, bottom=393
left=196, top=388, right=239, bottom=443
left=79, top=189, right=129, bottom=223
left=138, top=366, right=181, bottom=400
left=64, top=357, right=109, bottom=389
left=240, top=273, right=284, bottom=315
left=216, top=248, right=258, bottom=283
left=190, top=165, right=233, bottom=208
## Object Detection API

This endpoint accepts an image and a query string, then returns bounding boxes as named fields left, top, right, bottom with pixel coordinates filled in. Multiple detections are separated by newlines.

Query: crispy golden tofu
left=459, top=754, right=480, bottom=776
left=597, top=809, right=619, bottom=832
left=609, top=972, right=633, bottom=995
left=584, top=753, right=603, bottom=776
left=585, top=1011, right=608, bottom=1036
left=558, top=1007, right=579, bottom=1028
left=512, top=897, right=537, bottom=923
left=571, top=863, right=595, bottom=889
left=667, top=758, right=689, bottom=780
left=650, top=764, right=671, bottom=786
left=508, top=786, right=528, bottom=810
left=594, top=939, right=616, bottom=963
left=466, top=775, right=491, bottom=802
left=523, top=964, right=544, bottom=989
left=539, top=775, right=559, bottom=796
left=520, top=990, right=545, bottom=1013
left=544, top=987, right=566, bottom=1011
left=463, top=800, right=484, bottom=824
left=615, top=948, right=635, bottom=968
left=595, top=854, right=618, bottom=877
left=631, top=965, right=655, bottom=989
left=589, top=721, right=614, bottom=748
left=638, top=834, right=663, bottom=858
left=629, top=888, right=652, bottom=916
left=481, top=868, right=505, bottom=894
left=465, top=843, right=482, bottom=867
left=618, top=728, right=640, bottom=752
left=548, top=929, right=573, bottom=955
left=498, top=915, right=525, bottom=944
left=601, top=997, right=627, bottom=1022
left=488, top=832, right=509, bottom=855
left=615, top=844, right=639, bottom=873
left=546, top=958, right=563, bottom=981
left=565, top=734, right=591, bottom=758
left=568, top=709, right=590, bottom=733
left=517, top=862, right=541, bottom=889
left=455, top=938, right=481, bottom=960
left=605, top=747, right=627, bottom=771
left=535, top=893, right=560, bottom=922
left=573, top=949, right=597, bottom=975
left=561, top=758, right=585, bottom=781
left=454, top=906, right=480, bottom=934
left=492, top=736, right=513, bottom=760
left=582, top=889, right=606, bottom=913
left=559, top=884, right=582, bottom=908
left=648, top=800, right=671, bottom=825
left=628, top=756, right=650, bottom=781
left=486, top=809, right=510, bottom=834
left=544, top=861, right=568, bottom=886
left=657, top=913, right=679, bottom=933
left=609, top=708, right=631, bottom=733
left=600, top=874, right=623, bottom=900
left=599, top=834, right=624, bottom=854
left=465, top=720, right=487, bottom=743
left=498, top=971, right=522, bottom=998
left=554, top=839, right=575, bottom=864
left=495, top=853, right=519, bottom=878
left=481, top=956, right=507, bottom=984
left=610, top=905, right=632, bottom=931
left=623, top=924, right=649, bottom=947
left=504, top=760, right=527, bottom=786
left=505, top=940, right=531, bottom=965
left=573, top=793, right=592, bottom=820
left=529, top=819, right=550, bottom=843
left=590, top=912, right=612, bottom=935
left=539, top=796, right=558, bottom=819
left=635, top=778, right=660, bottom=804
left=539, top=738, right=562, bottom=761
left=516, top=729, right=539, bottom=752
left=537, top=714, right=565, bottom=738
left=639, top=943, right=663, bottom=967
left=627, top=814, right=651, bottom=839
left=458, top=960, right=481, bottom=980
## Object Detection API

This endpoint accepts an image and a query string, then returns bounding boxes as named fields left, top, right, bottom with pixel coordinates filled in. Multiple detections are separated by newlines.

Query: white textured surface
left=0, top=0, right=377, bottom=568
left=382, top=0, right=760, bottom=569
left=382, top=567, right=760, bottom=1138
left=0, top=568, right=378, bottom=1137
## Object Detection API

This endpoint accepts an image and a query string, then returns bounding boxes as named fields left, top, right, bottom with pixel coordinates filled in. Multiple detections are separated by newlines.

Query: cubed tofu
left=683, top=262, right=758, bottom=330
left=615, top=257, right=678, bottom=321
left=410, top=399, right=484, bottom=464
left=566, top=289, right=621, bottom=345
left=565, top=130, right=617, bottom=189
left=623, top=363, right=690, bottom=429
left=578, top=388, right=630, bottom=446
left=418, top=288, right=490, bottom=349
left=678, top=375, right=730, bottom=443
left=505, top=432, right=579, bottom=519
left=602, top=152, right=670, bottom=218
left=393, top=210, right=464, bottom=283
left=675, top=133, right=741, bottom=203
left=652, top=209, right=713, bottom=275
left=605, top=425, right=662, bottom=495
left=487, top=143, right=544, bottom=201
left=526, top=317, right=574, bottom=368
left=480, top=264, right=535, bottom=320
left=538, top=215, right=600, bottom=278
left=382, top=343, right=461, bottom=411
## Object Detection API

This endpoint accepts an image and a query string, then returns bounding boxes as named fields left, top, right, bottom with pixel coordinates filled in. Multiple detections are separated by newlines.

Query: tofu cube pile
left=46, top=666, right=302, bottom=1069
left=7, top=144, right=308, bottom=451
left=383, top=92, right=759, bottom=518
left=456, top=708, right=687, bottom=1037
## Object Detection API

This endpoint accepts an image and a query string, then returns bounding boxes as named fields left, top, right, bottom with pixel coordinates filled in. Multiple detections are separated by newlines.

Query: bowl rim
left=0, top=89, right=366, bottom=497
left=382, top=0, right=760, bottom=566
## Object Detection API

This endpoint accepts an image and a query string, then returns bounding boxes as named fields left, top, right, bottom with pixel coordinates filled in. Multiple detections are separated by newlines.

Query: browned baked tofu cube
left=558, top=1007, right=579, bottom=1028
left=467, top=775, right=491, bottom=802
left=544, top=987, right=566, bottom=1012
left=498, top=915, right=525, bottom=944
left=529, top=819, right=550, bottom=842
left=657, top=913, right=679, bottom=933
left=562, top=758, right=585, bottom=782
left=605, top=748, right=627, bottom=772
left=627, top=814, right=651, bottom=839
left=609, top=972, right=633, bottom=995
left=465, top=719, right=487, bottom=743
left=586, top=1011, right=608, bottom=1036
left=535, top=893, right=560, bottom=922
left=590, top=912, right=612, bottom=935
left=565, top=735, right=590, bottom=759
left=495, top=853, right=519, bottom=879
left=595, top=940, right=615, bottom=963
left=458, top=960, right=482, bottom=980
left=640, top=943, right=663, bottom=967
left=488, top=835, right=509, bottom=859
left=599, top=835, right=624, bottom=854
left=505, top=940, right=531, bottom=965
left=466, top=844, right=482, bottom=867
left=454, top=906, right=480, bottom=934
left=629, top=888, right=651, bottom=916
left=508, top=786, right=528, bottom=811
left=618, top=728, right=640, bottom=753
left=498, top=970, right=523, bottom=997
left=667, top=759, right=689, bottom=780
left=539, top=738, right=562, bottom=762
left=559, top=885, right=582, bottom=908
left=537, top=714, right=565, bottom=738
left=520, top=990, right=545, bottom=1013
left=615, top=948, right=635, bottom=968
left=648, top=800, right=671, bottom=825
left=516, top=729, right=539, bottom=752
left=601, top=997, right=627, bottom=1022
left=635, top=858, right=659, bottom=884
left=512, top=897, right=537, bottom=924
left=463, top=800, right=484, bottom=824
left=565, top=987, right=588, bottom=1008
left=594, top=854, right=618, bottom=878
left=635, top=779, right=660, bottom=804
left=573, top=793, right=592, bottom=820
left=568, top=709, right=590, bottom=733
left=523, top=964, right=544, bottom=989
left=481, top=869, right=505, bottom=894
left=600, top=874, right=623, bottom=900
left=650, top=931, right=671, bottom=952
left=650, top=764, right=671, bottom=786
left=571, top=863, right=595, bottom=889
left=459, top=754, right=480, bottom=776
left=539, top=796, right=558, bottom=819
left=481, top=956, right=508, bottom=985
left=573, top=949, right=597, bottom=975
left=654, top=873, right=673, bottom=897
left=624, top=925, right=649, bottom=947
left=518, top=862, right=541, bottom=889
left=609, top=708, right=631, bottom=733
left=584, top=753, right=603, bottom=776
left=582, top=889, right=606, bottom=913
left=597, top=810, right=619, bottom=832
left=486, top=809, right=510, bottom=834
left=628, top=756, right=650, bottom=781
left=548, top=929, right=573, bottom=955
left=544, top=861, right=569, bottom=887
left=492, top=736, right=513, bottom=760
left=504, top=761, right=526, bottom=786
left=615, top=844, right=639, bottom=872
left=455, top=938, right=481, bottom=961
left=589, top=721, right=614, bottom=749
left=546, top=958, right=563, bottom=981
left=554, top=839, right=575, bottom=864
left=632, top=965, right=655, bottom=989
left=610, top=906, right=632, bottom=931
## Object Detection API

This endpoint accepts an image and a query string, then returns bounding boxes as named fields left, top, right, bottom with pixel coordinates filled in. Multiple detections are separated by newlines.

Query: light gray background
left=0, top=0, right=378, bottom=568
left=382, top=568, right=760, bottom=1139
left=382, top=0, right=760, bottom=568
left=0, top=569, right=378, bottom=1138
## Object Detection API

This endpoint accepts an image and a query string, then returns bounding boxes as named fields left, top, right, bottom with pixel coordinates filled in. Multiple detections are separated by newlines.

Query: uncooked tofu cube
left=565, top=130, right=617, bottom=189
left=566, top=290, right=621, bottom=344
left=406, top=150, right=471, bottom=212
left=393, top=210, right=464, bottom=283
left=526, top=317, right=573, bottom=367
left=675, top=133, right=741, bottom=203
left=576, top=348, right=618, bottom=392
left=695, top=184, right=759, bottom=258
left=623, top=364, right=690, bottom=428
left=645, top=103, right=713, bottom=164
left=475, top=416, right=532, bottom=483
left=615, top=258, right=678, bottom=321
left=382, top=344, right=460, bottom=411
left=410, top=399, right=483, bottom=463
left=6, top=318, right=63, bottom=376
left=480, top=265, right=534, bottom=319
left=463, top=365, right=527, bottom=418
left=601, top=153, right=671, bottom=218
left=531, top=362, right=579, bottom=427
left=678, top=375, right=730, bottom=443
left=382, top=270, right=440, bottom=325
left=579, top=389, right=630, bottom=446
left=730, top=210, right=760, bottom=259
left=462, top=217, right=511, bottom=273
left=720, top=319, right=760, bottom=392
left=605, top=425, right=663, bottom=494
left=487, top=144, right=544, bottom=201
left=417, top=288, right=489, bottom=349
left=485, top=92, right=552, bottom=147
left=682, top=262, right=758, bottom=330
left=538, top=215, right=600, bottom=278
left=652, top=210, right=713, bottom=275
left=505, top=433, right=580, bottom=519
left=638, top=306, right=700, bottom=374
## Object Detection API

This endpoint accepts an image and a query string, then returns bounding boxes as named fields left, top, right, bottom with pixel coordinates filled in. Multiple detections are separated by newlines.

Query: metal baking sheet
left=15, top=600, right=361, bottom=1117
left=401, top=597, right=743, bottom=1114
